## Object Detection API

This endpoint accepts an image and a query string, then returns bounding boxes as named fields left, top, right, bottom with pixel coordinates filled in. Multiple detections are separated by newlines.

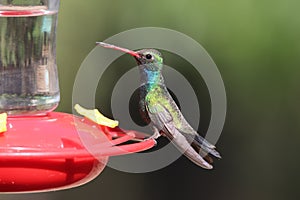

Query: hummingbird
left=97, top=42, right=221, bottom=169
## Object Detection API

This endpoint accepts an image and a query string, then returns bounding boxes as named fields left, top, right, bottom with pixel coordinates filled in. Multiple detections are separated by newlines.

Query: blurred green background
left=2, top=0, right=300, bottom=199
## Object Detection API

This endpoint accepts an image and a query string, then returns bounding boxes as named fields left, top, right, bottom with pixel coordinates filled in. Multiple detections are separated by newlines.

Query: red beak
left=96, top=42, right=140, bottom=58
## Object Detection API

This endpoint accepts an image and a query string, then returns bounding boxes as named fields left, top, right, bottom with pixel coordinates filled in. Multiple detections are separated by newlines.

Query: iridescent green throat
left=140, top=68, right=165, bottom=92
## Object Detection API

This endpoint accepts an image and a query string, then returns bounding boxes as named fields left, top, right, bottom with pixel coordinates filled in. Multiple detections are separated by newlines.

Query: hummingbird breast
left=145, top=85, right=183, bottom=129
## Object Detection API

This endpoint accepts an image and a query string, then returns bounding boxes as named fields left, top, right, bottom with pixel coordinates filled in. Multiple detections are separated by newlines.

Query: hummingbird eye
left=145, top=54, right=152, bottom=60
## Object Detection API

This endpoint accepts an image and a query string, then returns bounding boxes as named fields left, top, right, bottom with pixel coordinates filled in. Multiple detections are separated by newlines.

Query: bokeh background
left=1, top=0, right=300, bottom=199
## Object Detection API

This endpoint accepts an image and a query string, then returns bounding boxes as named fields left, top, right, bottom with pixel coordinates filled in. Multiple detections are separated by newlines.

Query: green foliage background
left=3, top=0, right=299, bottom=199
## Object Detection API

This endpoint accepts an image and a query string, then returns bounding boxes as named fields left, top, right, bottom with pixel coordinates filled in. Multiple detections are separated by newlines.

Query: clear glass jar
left=0, top=0, right=60, bottom=116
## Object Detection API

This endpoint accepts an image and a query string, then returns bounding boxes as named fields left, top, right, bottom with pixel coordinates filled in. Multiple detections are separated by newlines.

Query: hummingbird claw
left=143, top=137, right=157, bottom=146
left=149, top=126, right=161, bottom=139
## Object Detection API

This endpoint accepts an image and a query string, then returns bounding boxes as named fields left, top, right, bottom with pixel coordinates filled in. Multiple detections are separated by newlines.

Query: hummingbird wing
left=146, top=102, right=214, bottom=169
left=179, top=131, right=221, bottom=159
left=163, top=90, right=221, bottom=159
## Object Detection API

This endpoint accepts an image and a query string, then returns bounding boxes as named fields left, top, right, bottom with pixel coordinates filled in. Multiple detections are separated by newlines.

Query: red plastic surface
left=0, top=112, right=155, bottom=193
left=0, top=8, right=53, bottom=17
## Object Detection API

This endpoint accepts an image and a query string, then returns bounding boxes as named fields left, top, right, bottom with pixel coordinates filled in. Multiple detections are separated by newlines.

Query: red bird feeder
left=0, top=0, right=156, bottom=193
left=0, top=112, right=155, bottom=193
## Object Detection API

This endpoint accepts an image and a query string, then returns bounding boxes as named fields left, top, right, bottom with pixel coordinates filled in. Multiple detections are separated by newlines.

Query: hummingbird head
left=134, top=49, right=163, bottom=72
left=96, top=42, right=163, bottom=72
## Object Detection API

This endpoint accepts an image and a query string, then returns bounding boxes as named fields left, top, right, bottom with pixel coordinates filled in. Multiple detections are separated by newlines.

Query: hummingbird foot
left=143, top=126, right=160, bottom=145
left=149, top=126, right=161, bottom=139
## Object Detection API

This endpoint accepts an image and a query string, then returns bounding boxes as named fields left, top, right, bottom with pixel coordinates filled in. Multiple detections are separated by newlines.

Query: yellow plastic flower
left=74, top=104, right=119, bottom=128
left=0, top=113, right=7, bottom=133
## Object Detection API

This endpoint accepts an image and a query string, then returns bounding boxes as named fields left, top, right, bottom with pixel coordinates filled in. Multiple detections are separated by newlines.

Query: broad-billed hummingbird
left=97, top=42, right=221, bottom=169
